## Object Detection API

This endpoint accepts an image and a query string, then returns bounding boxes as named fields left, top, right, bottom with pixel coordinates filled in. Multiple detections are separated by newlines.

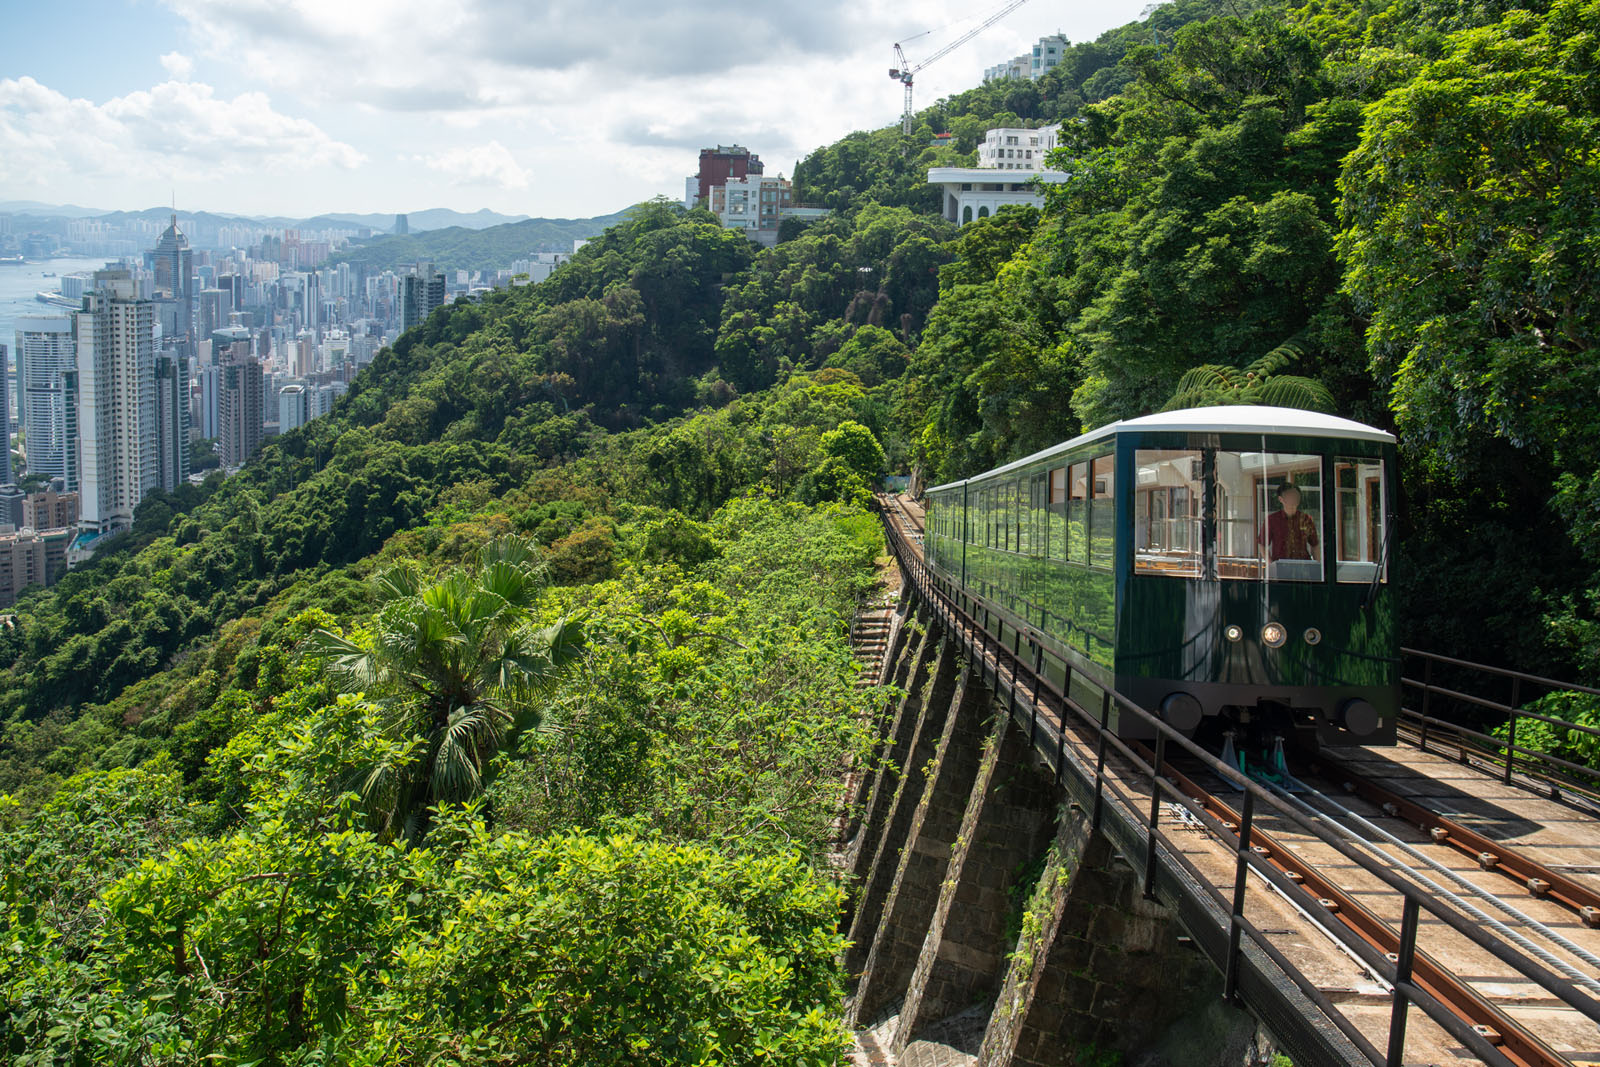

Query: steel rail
left=1315, top=751, right=1600, bottom=926
left=1151, top=755, right=1568, bottom=1067
left=877, top=497, right=1600, bottom=1067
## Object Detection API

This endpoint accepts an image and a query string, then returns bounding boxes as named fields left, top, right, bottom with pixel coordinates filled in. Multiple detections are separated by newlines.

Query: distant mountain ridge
left=0, top=203, right=538, bottom=233
left=331, top=209, right=637, bottom=273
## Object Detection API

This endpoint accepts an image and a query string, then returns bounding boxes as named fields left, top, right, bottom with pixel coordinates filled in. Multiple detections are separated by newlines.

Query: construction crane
left=889, top=0, right=1034, bottom=134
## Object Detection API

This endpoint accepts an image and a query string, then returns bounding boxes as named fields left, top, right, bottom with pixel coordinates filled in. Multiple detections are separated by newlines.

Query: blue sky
left=0, top=0, right=1153, bottom=219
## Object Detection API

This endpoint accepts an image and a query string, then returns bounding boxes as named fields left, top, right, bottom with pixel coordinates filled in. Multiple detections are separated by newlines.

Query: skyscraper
left=0, top=342, right=11, bottom=486
left=77, top=270, right=157, bottom=535
left=278, top=382, right=309, bottom=433
left=13, top=315, right=78, bottom=490
left=400, top=264, right=445, bottom=332
left=218, top=351, right=263, bottom=468
left=151, top=214, right=196, bottom=358
left=154, top=352, right=190, bottom=491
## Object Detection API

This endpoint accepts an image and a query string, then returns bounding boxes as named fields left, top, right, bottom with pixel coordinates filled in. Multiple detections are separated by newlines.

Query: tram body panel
left=922, top=407, right=1401, bottom=746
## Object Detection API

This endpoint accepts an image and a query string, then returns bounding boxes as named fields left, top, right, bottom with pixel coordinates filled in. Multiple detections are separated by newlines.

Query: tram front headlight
left=1304, top=627, right=1322, bottom=646
left=1224, top=624, right=1243, bottom=643
left=1261, top=622, right=1287, bottom=648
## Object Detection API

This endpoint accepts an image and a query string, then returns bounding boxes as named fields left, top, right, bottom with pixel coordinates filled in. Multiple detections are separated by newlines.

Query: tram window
left=1067, top=462, right=1088, bottom=562
left=1049, top=467, right=1067, bottom=560
left=1034, top=474, right=1047, bottom=558
left=1090, top=454, right=1115, bottom=568
left=1016, top=479, right=1030, bottom=555
left=1336, top=458, right=1386, bottom=583
left=1133, top=450, right=1202, bottom=578
left=1215, top=450, right=1323, bottom=582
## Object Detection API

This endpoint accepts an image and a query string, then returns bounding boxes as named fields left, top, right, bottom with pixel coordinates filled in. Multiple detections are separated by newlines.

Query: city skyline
left=0, top=0, right=1151, bottom=219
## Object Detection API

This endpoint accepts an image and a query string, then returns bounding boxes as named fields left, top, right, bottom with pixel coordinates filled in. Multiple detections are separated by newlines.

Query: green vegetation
left=5, top=0, right=1600, bottom=1054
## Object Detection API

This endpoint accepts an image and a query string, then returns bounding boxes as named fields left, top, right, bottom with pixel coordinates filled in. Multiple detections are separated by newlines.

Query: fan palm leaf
left=302, top=534, right=585, bottom=841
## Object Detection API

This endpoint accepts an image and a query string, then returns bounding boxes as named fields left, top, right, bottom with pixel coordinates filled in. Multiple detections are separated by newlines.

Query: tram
left=922, top=407, right=1399, bottom=748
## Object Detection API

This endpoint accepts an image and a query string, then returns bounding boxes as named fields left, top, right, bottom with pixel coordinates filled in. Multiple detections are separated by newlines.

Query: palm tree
left=1163, top=337, right=1334, bottom=412
left=304, top=535, right=584, bottom=840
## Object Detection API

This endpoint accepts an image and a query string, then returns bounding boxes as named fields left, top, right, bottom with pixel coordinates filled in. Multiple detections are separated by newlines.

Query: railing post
left=1504, top=677, right=1521, bottom=785
left=1144, top=730, right=1166, bottom=900
left=1028, top=642, right=1039, bottom=750
left=1224, top=788, right=1255, bottom=1003
left=1092, top=690, right=1110, bottom=831
left=1385, top=897, right=1421, bottom=1067
left=1418, top=657, right=1433, bottom=754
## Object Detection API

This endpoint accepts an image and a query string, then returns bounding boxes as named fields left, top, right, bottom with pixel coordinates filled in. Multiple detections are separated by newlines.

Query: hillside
left=332, top=209, right=635, bottom=272
left=3, top=0, right=1599, bottom=1058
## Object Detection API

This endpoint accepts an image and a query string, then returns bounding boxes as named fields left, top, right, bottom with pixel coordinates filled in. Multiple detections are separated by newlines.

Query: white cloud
left=0, top=76, right=366, bottom=190
left=159, top=51, right=194, bottom=80
left=414, top=141, right=530, bottom=189
left=8, top=0, right=1153, bottom=214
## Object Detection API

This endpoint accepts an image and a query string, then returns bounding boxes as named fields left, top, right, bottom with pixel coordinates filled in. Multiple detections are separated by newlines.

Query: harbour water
left=0, top=257, right=108, bottom=361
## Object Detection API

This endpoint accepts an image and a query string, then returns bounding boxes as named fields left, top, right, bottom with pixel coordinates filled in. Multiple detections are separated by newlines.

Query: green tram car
left=923, top=406, right=1399, bottom=749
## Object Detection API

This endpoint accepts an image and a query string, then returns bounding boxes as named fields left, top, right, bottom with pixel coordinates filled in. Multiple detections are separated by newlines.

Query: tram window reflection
left=1068, top=462, right=1088, bottom=562
left=1090, top=454, right=1115, bottom=568
left=1336, top=457, right=1386, bottom=583
left=1134, top=450, right=1202, bottom=577
left=1049, top=466, right=1067, bottom=560
left=1215, top=450, right=1323, bottom=581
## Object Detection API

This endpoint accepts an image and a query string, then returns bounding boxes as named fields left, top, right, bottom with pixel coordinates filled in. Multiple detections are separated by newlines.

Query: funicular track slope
left=876, top=493, right=1600, bottom=1067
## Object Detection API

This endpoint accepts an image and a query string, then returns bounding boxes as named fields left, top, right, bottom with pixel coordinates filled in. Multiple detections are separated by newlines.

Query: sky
left=0, top=0, right=1152, bottom=220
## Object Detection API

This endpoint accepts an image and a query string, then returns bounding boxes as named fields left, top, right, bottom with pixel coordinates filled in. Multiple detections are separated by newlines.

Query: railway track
left=877, top=492, right=1600, bottom=1065
left=1165, top=750, right=1600, bottom=1067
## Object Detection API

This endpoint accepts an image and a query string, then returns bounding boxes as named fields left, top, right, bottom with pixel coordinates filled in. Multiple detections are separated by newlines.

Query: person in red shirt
left=1263, top=483, right=1319, bottom=562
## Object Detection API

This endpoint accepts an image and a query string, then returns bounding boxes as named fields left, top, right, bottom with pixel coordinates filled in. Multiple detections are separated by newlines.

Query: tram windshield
left=1217, top=451, right=1322, bottom=581
left=1134, top=447, right=1386, bottom=583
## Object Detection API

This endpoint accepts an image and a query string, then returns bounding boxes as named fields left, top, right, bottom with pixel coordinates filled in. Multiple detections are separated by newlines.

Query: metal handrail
left=879, top=509, right=1599, bottom=1067
left=1402, top=647, right=1600, bottom=792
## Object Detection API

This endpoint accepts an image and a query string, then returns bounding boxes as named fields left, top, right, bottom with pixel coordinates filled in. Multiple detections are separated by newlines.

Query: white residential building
left=985, top=33, right=1071, bottom=82
left=14, top=315, right=79, bottom=490
left=710, top=174, right=830, bottom=248
left=984, top=55, right=1030, bottom=82
left=510, top=252, right=573, bottom=285
left=278, top=382, right=309, bottom=433
left=76, top=270, right=157, bottom=536
left=978, top=125, right=1062, bottom=171
left=927, top=124, right=1069, bottom=228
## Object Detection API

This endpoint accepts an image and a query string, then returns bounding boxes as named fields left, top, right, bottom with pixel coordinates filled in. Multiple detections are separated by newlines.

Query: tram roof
left=926, top=406, right=1395, bottom=493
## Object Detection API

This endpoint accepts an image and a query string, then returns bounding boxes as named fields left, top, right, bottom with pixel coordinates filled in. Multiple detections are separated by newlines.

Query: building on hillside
left=710, top=174, right=831, bottom=248
left=394, top=213, right=409, bottom=235
left=684, top=145, right=764, bottom=209
left=977, top=125, right=1062, bottom=171
left=278, top=382, right=309, bottom=433
left=0, top=526, right=72, bottom=607
left=76, top=270, right=157, bottom=537
left=510, top=252, right=573, bottom=285
left=984, top=54, right=1031, bottom=82
left=401, top=264, right=446, bottom=331
left=984, top=33, right=1070, bottom=81
left=22, top=489, right=79, bottom=531
left=927, top=124, right=1070, bottom=227
left=154, top=352, right=190, bottom=491
left=217, top=352, right=264, bottom=469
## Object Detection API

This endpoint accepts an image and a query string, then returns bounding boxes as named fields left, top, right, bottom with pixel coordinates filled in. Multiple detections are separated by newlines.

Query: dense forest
left=4, top=0, right=1599, bottom=1058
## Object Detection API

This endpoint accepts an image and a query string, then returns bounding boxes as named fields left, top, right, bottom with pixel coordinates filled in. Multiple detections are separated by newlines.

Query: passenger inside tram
left=1130, top=447, right=1385, bottom=583
left=1261, top=483, right=1319, bottom=576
